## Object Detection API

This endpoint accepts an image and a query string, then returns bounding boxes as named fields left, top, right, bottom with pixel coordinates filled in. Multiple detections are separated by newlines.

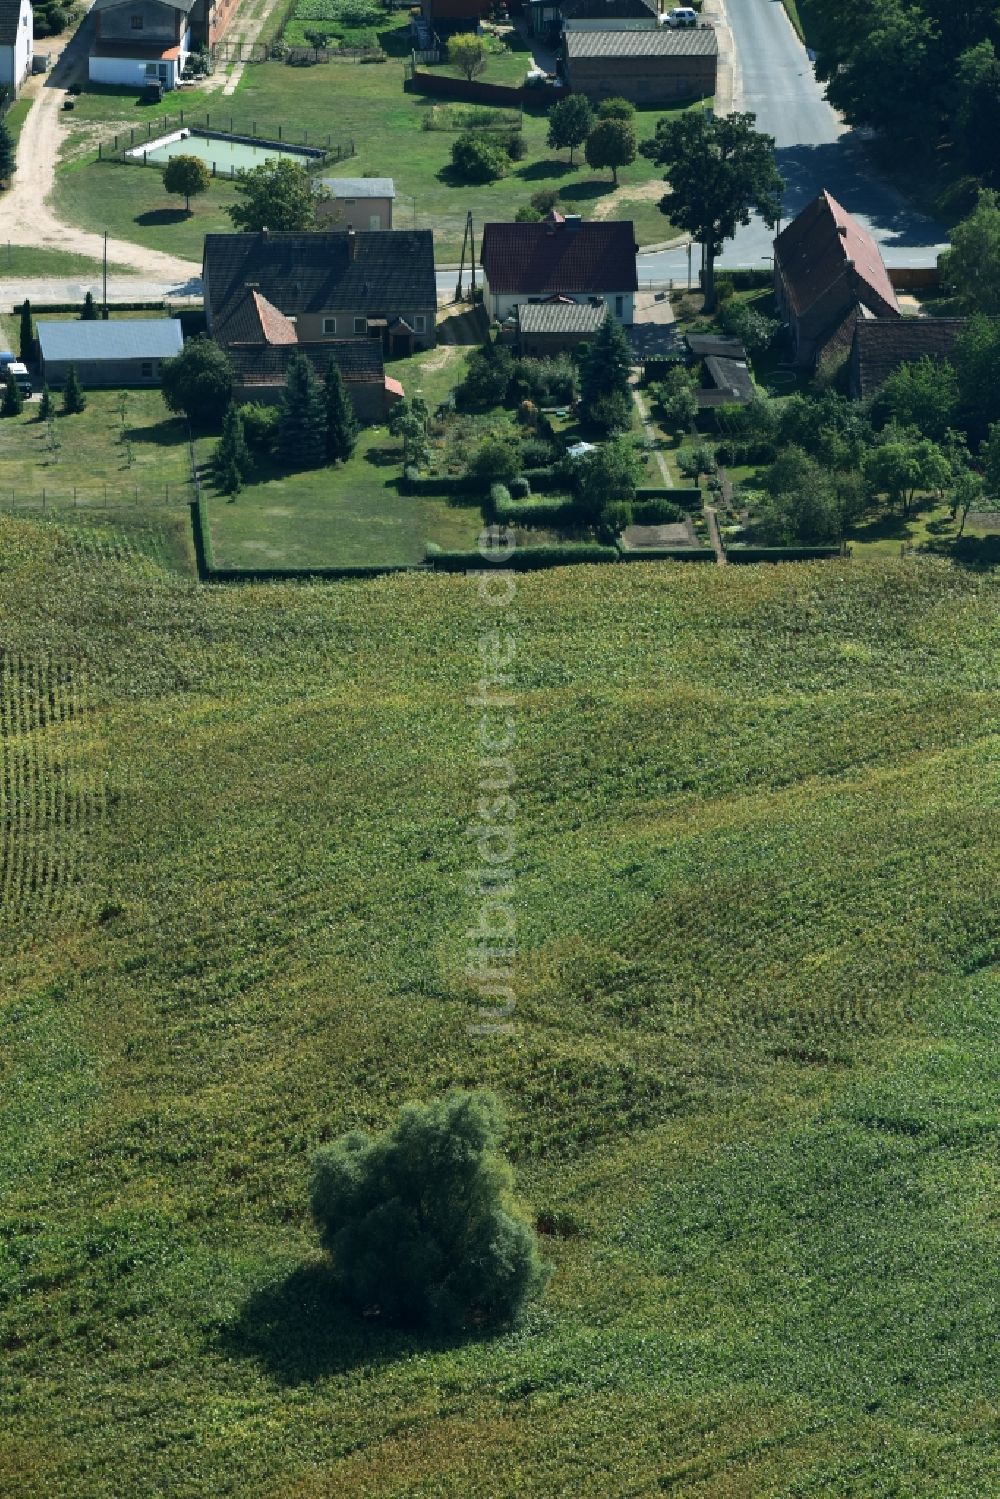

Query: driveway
left=636, top=0, right=948, bottom=278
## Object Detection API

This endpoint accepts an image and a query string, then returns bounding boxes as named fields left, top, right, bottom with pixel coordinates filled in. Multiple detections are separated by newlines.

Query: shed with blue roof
left=37, top=318, right=184, bottom=388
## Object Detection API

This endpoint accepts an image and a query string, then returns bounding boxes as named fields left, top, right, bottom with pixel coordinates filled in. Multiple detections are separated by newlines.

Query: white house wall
left=89, top=51, right=179, bottom=87
left=486, top=286, right=635, bottom=326
left=0, top=0, right=33, bottom=93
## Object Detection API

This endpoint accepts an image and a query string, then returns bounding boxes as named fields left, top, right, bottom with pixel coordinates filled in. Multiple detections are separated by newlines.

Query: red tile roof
left=774, top=190, right=899, bottom=321
left=480, top=218, right=638, bottom=296
left=252, top=290, right=298, bottom=345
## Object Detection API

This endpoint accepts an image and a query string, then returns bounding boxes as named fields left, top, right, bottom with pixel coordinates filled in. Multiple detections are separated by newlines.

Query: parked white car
left=664, top=7, right=699, bottom=25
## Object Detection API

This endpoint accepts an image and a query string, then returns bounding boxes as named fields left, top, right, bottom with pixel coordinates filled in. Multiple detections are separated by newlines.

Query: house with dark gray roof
left=849, top=316, right=965, bottom=401
left=563, top=25, right=717, bottom=105
left=0, top=0, right=33, bottom=97
left=481, top=213, right=638, bottom=324
left=203, top=228, right=436, bottom=358
left=561, top=0, right=657, bottom=27
left=316, top=178, right=395, bottom=232
left=37, top=318, right=184, bottom=387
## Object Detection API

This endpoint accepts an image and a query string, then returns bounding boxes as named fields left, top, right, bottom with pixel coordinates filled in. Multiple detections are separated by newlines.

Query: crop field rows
left=0, top=653, right=105, bottom=928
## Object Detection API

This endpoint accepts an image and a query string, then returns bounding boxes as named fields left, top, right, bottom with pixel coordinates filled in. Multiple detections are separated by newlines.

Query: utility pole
left=455, top=211, right=475, bottom=303
left=102, top=231, right=109, bottom=319
left=686, top=241, right=692, bottom=291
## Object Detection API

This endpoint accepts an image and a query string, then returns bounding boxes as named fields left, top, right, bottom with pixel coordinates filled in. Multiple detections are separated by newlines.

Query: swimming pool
left=126, top=128, right=325, bottom=174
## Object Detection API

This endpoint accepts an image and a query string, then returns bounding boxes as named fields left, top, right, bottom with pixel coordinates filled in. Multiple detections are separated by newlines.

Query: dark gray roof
left=561, top=0, right=656, bottom=19
left=686, top=333, right=746, bottom=360
left=204, top=230, right=436, bottom=329
left=0, top=0, right=28, bottom=46
left=565, top=26, right=717, bottom=57
left=91, top=0, right=198, bottom=13
left=851, top=316, right=965, bottom=399
left=321, top=177, right=395, bottom=199
left=229, top=339, right=385, bottom=387
left=37, top=319, right=184, bottom=362
left=704, top=349, right=749, bottom=398
left=517, top=300, right=607, bottom=336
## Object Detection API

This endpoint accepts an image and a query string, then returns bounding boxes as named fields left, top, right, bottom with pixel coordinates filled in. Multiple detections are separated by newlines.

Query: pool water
left=128, top=129, right=323, bottom=173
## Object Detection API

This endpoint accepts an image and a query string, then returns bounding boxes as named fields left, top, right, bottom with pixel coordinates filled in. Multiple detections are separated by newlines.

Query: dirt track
left=3, top=11, right=200, bottom=285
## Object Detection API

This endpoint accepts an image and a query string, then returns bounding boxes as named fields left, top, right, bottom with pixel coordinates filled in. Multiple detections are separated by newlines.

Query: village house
left=773, top=189, right=901, bottom=370
left=480, top=214, right=638, bottom=325
left=0, top=0, right=33, bottom=98
left=88, top=0, right=238, bottom=89
left=202, top=228, right=435, bottom=418
left=315, top=178, right=395, bottom=233
left=562, top=26, right=717, bottom=106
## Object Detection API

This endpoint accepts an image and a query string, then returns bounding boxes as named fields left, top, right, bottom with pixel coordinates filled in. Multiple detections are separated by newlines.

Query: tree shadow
left=364, top=444, right=402, bottom=468
left=938, top=534, right=1000, bottom=570
left=216, top=1258, right=482, bottom=1387
left=554, top=178, right=613, bottom=203
left=135, top=208, right=190, bottom=227
left=515, top=158, right=578, bottom=182
left=127, top=420, right=190, bottom=447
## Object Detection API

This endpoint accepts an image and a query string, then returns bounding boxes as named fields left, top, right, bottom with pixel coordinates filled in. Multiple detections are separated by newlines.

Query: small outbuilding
left=563, top=26, right=717, bottom=105
left=37, top=318, right=184, bottom=387
left=516, top=298, right=607, bottom=356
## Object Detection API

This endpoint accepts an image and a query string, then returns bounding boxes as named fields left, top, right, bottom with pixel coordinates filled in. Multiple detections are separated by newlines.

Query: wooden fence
left=405, top=65, right=564, bottom=107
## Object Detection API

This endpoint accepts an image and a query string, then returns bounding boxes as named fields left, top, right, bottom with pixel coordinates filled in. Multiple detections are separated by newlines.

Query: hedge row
left=619, top=545, right=716, bottom=562
left=430, top=544, right=621, bottom=572
left=14, top=300, right=180, bottom=315
left=637, top=486, right=702, bottom=510
left=403, top=472, right=479, bottom=496
left=491, top=497, right=579, bottom=528
left=725, top=545, right=844, bottom=563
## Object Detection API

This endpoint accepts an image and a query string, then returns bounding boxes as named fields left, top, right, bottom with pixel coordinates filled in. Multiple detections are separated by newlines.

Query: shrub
left=603, top=499, right=634, bottom=532
left=503, top=131, right=527, bottom=162
left=677, top=443, right=717, bottom=479
left=310, top=1090, right=548, bottom=1330
left=597, top=97, right=635, bottom=122
left=238, top=402, right=280, bottom=454
left=451, top=133, right=510, bottom=184
left=510, top=354, right=578, bottom=408
left=714, top=276, right=736, bottom=304
left=509, top=475, right=531, bottom=499
left=585, top=389, right=633, bottom=435
left=718, top=298, right=780, bottom=353
left=456, top=343, right=515, bottom=411
left=467, top=433, right=522, bottom=487
left=633, top=496, right=684, bottom=525
left=520, top=436, right=556, bottom=469
left=488, top=481, right=512, bottom=516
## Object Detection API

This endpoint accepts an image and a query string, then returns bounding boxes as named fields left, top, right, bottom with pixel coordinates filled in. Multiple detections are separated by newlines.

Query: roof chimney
left=838, top=224, right=848, bottom=237
left=261, top=226, right=269, bottom=238
left=347, top=227, right=357, bottom=261
left=565, top=214, right=581, bottom=230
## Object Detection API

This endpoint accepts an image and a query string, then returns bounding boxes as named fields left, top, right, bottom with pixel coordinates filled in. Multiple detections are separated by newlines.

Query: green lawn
left=0, top=532, right=998, bottom=1497
left=53, top=29, right=690, bottom=262
left=0, top=388, right=194, bottom=506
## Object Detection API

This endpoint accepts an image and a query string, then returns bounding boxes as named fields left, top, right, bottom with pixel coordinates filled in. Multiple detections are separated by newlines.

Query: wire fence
left=0, top=485, right=196, bottom=512
left=97, top=113, right=355, bottom=167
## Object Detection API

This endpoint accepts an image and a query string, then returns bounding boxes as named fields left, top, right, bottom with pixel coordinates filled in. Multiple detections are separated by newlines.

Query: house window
left=140, top=362, right=153, bottom=378
left=413, top=314, right=426, bottom=333
left=323, top=316, right=337, bottom=334
left=614, top=295, right=624, bottom=318
left=145, top=63, right=159, bottom=76
left=353, top=317, right=367, bottom=335
left=130, top=13, right=143, bottom=27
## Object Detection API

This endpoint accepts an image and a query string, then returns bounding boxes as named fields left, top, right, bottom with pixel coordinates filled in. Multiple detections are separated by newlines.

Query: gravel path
left=3, top=9, right=200, bottom=283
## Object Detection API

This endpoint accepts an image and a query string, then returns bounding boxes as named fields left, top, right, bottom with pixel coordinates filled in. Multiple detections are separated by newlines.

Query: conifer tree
left=19, top=300, right=34, bottom=362
left=277, top=349, right=326, bottom=470
left=0, top=118, right=15, bottom=188
left=213, top=402, right=251, bottom=495
left=579, top=311, right=632, bottom=425
left=38, top=384, right=54, bottom=421
left=81, top=291, right=99, bottom=320
left=1, top=368, right=23, bottom=417
left=62, top=363, right=87, bottom=415
left=324, top=356, right=359, bottom=464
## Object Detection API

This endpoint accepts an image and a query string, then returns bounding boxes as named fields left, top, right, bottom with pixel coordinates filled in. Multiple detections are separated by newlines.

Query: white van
left=664, top=7, right=699, bottom=25
left=6, top=362, right=33, bottom=398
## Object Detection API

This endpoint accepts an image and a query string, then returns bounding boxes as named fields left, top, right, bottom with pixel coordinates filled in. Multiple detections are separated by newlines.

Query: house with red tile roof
left=480, top=213, right=638, bottom=326
left=773, top=190, right=900, bottom=369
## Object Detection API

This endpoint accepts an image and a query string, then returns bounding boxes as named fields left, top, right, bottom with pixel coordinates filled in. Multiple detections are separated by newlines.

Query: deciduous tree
left=447, top=33, right=487, bottom=82
left=547, top=95, right=593, bottom=166
left=164, top=153, right=211, bottom=215
left=228, top=158, right=319, bottom=232
left=939, top=189, right=1000, bottom=314
left=161, top=337, right=234, bottom=428
left=640, top=111, right=783, bottom=311
left=584, top=116, right=636, bottom=186
left=310, top=1090, right=548, bottom=1330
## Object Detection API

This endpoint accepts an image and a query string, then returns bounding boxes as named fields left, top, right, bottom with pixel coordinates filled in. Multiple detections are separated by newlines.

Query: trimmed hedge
left=521, top=467, right=566, bottom=493
left=725, top=545, right=844, bottom=563
left=491, top=497, right=579, bottom=528
left=403, top=472, right=479, bottom=496
left=13, top=300, right=179, bottom=314
left=636, top=486, right=702, bottom=511
left=431, top=544, right=620, bottom=572
left=619, top=544, right=716, bottom=562
left=632, top=497, right=684, bottom=525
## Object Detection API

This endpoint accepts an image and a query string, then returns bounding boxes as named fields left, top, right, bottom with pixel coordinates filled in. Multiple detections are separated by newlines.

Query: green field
left=52, top=29, right=691, bottom=261
left=0, top=388, right=194, bottom=505
left=0, top=521, right=998, bottom=1497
